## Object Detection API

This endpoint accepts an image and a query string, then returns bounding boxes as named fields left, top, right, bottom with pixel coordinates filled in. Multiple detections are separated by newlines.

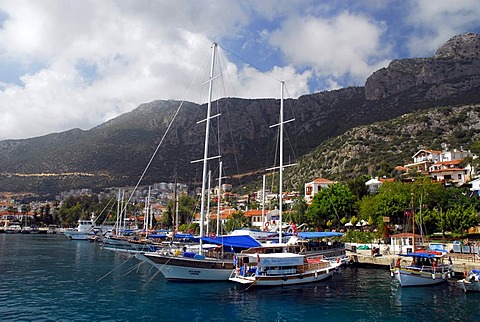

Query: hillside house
left=365, top=177, right=382, bottom=193
left=404, top=149, right=442, bottom=174
left=402, top=147, right=476, bottom=185
left=304, top=178, right=334, bottom=204
left=428, top=160, right=472, bottom=185
left=469, top=177, right=480, bottom=196
left=244, top=209, right=281, bottom=229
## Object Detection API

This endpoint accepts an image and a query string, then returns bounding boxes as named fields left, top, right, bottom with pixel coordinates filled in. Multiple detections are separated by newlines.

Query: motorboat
left=390, top=251, right=453, bottom=287
left=63, top=218, right=97, bottom=240
left=456, top=269, right=480, bottom=292
left=229, top=252, right=340, bottom=287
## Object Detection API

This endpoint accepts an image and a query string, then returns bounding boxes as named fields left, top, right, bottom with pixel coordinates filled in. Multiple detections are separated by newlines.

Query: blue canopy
left=174, top=233, right=196, bottom=239
left=147, top=234, right=167, bottom=239
left=400, top=252, right=439, bottom=259
left=297, top=231, right=344, bottom=239
left=199, top=235, right=262, bottom=249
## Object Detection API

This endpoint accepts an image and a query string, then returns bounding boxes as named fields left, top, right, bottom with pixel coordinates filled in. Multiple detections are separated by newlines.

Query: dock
left=347, top=248, right=480, bottom=275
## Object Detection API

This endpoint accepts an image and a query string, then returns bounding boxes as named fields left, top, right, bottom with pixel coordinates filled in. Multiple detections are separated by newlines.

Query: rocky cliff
left=1, top=33, right=480, bottom=195
left=365, top=33, right=480, bottom=101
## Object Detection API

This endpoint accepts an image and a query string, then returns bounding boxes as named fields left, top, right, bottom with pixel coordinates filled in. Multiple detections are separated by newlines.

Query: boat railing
left=304, top=261, right=329, bottom=271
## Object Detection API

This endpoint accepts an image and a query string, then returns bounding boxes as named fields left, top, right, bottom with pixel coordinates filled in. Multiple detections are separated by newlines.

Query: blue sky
left=0, top=0, right=479, bottom=140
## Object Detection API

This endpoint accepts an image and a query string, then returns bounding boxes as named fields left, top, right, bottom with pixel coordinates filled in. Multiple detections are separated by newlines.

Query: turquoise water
left=1, top=234, right=479, bottom=321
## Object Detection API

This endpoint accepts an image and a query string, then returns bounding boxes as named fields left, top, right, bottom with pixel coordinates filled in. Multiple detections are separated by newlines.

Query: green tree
left=163, top=193, right=197, bottom=229
left=224, top=211, right=249, bottom=232
left=445, top=205, right=479, bottom=234
left=306, top=183, right=355, bottom=230
left=290, top=197, right=308, bottom=225
left=347, top=175, right=369, bottom=201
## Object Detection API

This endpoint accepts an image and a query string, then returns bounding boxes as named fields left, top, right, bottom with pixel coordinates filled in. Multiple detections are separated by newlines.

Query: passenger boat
left=390, top=251, right=453, bottom=287
left=228, top=252, right=340, bottom=287
left=4, top=223, right=22, bottom=234
left=135, top=234, right=261, bottom=281
left=63, top=216, right=97, bottom=240
left=456, top=269, right=480, bottom=293
left=390, top=189, right=453, bottom=287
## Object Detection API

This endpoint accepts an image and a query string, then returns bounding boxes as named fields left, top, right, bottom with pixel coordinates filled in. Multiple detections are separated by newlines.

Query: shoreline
left=348, top=248, right=480, bottom=275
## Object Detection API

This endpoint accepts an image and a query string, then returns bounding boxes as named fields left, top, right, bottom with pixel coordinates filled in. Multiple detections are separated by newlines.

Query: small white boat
left=456, top=269, right=480, bottom=293
left=63, top=218, right=96, bottom=240
left=390, top=251, right=453, bottom=287
left=4, top=224, right=22, bottom=234
left=229, top=252, right=340, bottom=287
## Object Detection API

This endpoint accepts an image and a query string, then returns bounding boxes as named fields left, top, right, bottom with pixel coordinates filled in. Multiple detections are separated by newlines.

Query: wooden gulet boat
left=390, top=189, right=453, bottom=286
left=390, top=251, right=453, bottom=286
left=229, top=252, right=340, bottom=287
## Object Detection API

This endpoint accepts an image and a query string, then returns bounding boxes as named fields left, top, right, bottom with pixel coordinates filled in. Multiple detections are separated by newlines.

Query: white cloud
left=0, top=0, right=478, bottom=141
left=0, top=1, right=254, bottom=140
left=405, top=0, right=480, bottom=56
left=268, top=12, right=392, bottom=87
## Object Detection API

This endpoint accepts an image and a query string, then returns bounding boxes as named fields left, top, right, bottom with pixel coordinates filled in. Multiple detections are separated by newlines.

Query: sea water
left=1, top=234, right=479, bottom=322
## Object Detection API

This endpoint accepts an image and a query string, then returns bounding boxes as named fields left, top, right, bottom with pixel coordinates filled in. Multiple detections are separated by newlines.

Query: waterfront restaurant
left=390, top=233, right=424, bottom=254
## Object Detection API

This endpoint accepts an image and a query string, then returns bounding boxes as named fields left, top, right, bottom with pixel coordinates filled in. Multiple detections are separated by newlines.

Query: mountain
left=1, top=33, right=480, bottom=196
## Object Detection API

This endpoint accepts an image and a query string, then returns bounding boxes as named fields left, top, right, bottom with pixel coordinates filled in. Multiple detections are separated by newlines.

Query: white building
left=304, top=178, right=334, bottom=204
left=365, top=177, right=383, bottom=194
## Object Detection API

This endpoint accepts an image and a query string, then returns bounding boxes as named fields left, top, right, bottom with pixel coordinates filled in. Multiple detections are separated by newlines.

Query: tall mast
left=279, top=81, right=285, bottom=242
left=411, top=188, right=415, bottom=252
left=115, top=189, right=121, bottom=235
left=175, top=186, right=179, bottom=234
left=267, top=81, right=295, bottom=243
left=261, top=174, right=266, bottom=231
left=206, top=169, right=211, bottom=235
left=216, top=161, right=222, bottom=236
left=146, top=186, right=151, bottom=238
left=173, top=177, right=178, bottom=233
left=194, top=42, right=221, bottom=247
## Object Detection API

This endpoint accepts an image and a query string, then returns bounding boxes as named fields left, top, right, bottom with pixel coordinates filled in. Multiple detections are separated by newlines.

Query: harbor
left=347, top=243, right=480, bottom=275
left=1, top=233, right=480, bottom=322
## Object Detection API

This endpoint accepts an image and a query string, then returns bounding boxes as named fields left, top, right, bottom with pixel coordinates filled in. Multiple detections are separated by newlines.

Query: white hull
left=230, top=268, right=334, bottom=286
left=457, top=280, right=480, bottom=292
left=63, top=231, right=95, bottom=240
left=392, top=268, right=449, bottom=286
left=135, top=253, right=234, bottom=281
left=160, top=263, right=232, bottom=281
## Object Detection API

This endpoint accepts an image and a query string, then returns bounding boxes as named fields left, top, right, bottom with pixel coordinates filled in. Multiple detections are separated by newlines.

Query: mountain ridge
left=1, top=33, right=480, bottom=196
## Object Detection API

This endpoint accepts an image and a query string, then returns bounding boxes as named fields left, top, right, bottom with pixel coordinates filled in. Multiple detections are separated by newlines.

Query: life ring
left=209, top=233, right=216, bottom=239
left=264, top=222, right=270, bottom=232
left=188, top=228, right=194, bottom=234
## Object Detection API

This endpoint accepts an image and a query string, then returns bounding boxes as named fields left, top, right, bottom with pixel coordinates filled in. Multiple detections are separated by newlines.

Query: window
left=306, top=186, right=312, bottom=195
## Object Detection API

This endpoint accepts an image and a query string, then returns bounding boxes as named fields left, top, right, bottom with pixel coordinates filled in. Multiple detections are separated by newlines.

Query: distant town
left=2, top=145, right=480, bottom=236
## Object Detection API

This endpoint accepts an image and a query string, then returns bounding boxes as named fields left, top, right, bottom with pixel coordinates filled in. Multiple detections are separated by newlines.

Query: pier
left=347, top=247, right=480, bottom=275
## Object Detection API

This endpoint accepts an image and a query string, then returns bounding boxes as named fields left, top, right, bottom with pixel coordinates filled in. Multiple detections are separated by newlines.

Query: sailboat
left=228, top=81, right=341, bottom=287
left=135, top=43, right=260, bottom=281
left=390, top=190, right=453, bottom=286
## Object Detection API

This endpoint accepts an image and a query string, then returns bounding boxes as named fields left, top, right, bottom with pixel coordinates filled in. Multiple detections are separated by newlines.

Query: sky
left=0, top=0, right=479, bottom=141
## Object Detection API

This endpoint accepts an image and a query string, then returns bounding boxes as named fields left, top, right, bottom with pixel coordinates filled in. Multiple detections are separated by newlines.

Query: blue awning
left=174, top=233, right=196, bottom=239
left=199, top=235, right=262, bottom=249
left=400, top=252, right=439, bottom=258
left=147, top=234, right=167, bottom=239
left=297, top=231, right=344, bottom=239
